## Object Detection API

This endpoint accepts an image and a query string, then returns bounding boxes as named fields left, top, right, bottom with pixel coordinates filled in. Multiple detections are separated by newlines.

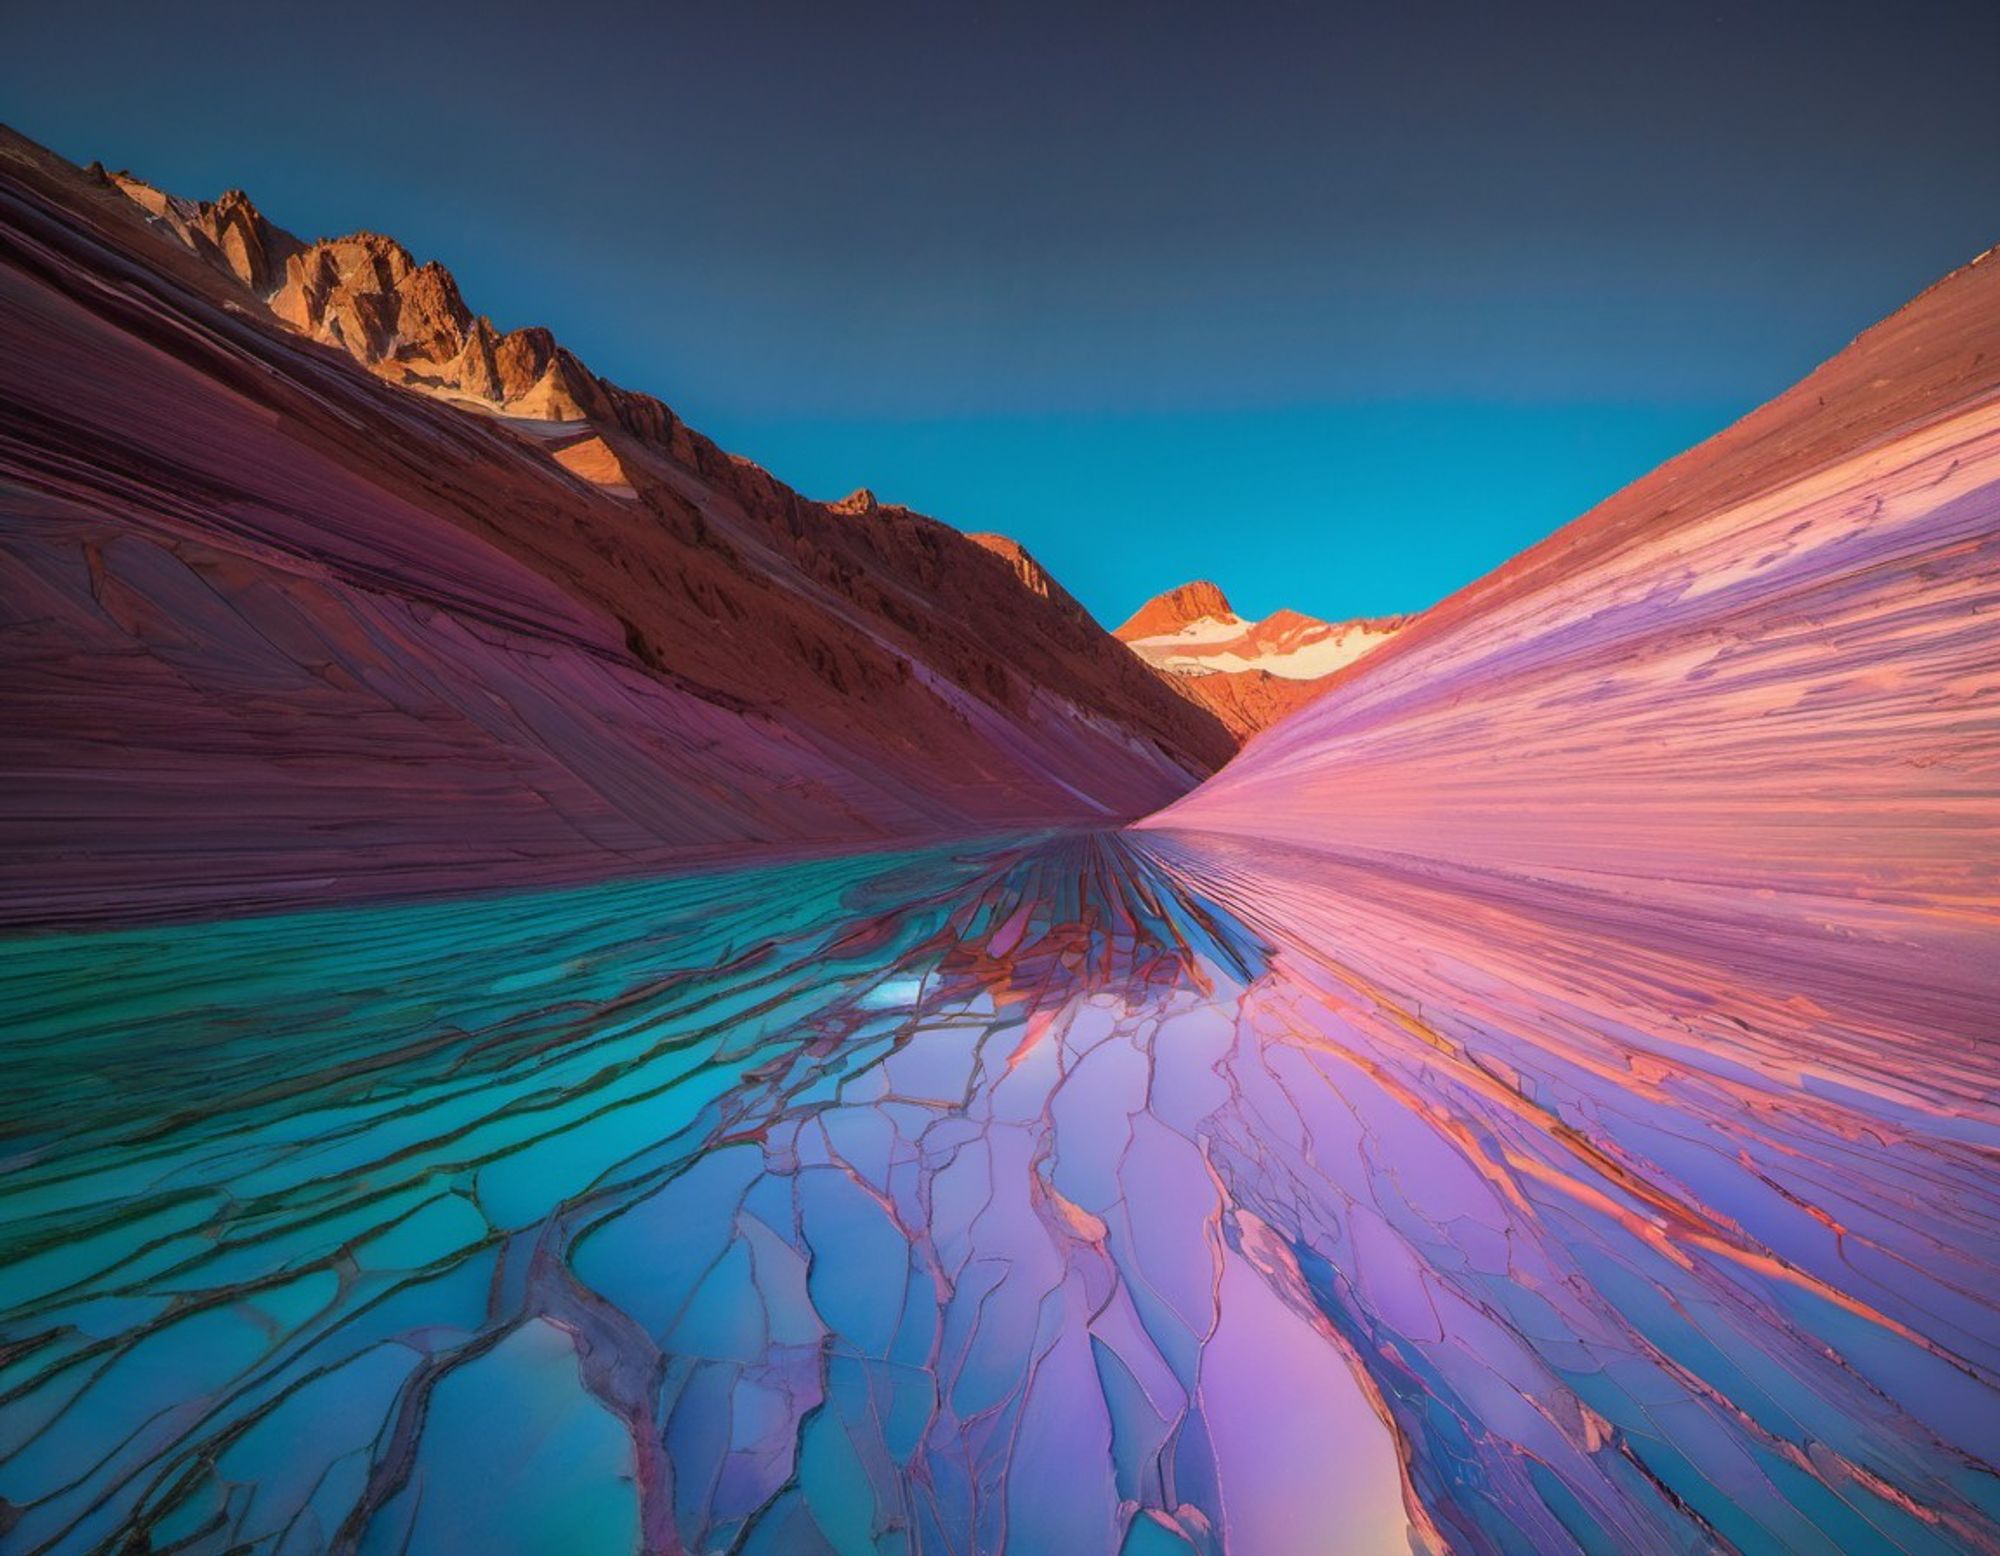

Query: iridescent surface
left=3, top=832, right=1995, bottom=1555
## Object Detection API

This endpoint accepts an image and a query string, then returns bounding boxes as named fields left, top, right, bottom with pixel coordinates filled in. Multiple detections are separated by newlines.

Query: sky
left=6, top=0, right=1998, bottom=626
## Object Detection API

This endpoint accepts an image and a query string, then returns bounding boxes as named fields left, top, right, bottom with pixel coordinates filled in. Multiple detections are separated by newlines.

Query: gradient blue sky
left=7, top=0, right=1997, bottom=625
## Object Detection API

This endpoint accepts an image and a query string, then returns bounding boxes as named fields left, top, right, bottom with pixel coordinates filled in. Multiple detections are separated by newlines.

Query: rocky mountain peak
left=829, top=488, right=882, bottom=516
left=1113, top=580, right=1237, bottom=641
left=103, top=171, right=303, bottom=294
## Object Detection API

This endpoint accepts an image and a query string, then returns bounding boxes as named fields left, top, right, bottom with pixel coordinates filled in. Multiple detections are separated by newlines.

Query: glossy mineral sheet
left=2, top=832, right=1995, bottom=1554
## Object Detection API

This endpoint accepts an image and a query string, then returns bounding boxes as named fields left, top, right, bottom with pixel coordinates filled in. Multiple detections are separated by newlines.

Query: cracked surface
left=3, top=830, right=1995, bottom=1554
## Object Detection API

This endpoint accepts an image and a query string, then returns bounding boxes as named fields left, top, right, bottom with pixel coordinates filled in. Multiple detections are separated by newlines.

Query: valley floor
left=1, top=830, right=1994, bottom=1554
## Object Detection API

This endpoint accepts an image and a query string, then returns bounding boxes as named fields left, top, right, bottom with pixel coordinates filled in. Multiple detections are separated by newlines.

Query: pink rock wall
left=1145, top=251, right=2000, bottom=920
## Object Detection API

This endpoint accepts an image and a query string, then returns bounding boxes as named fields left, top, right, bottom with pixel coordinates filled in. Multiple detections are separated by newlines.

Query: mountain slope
left=1127, top=252, right=2000, bottom=1550
left=1145, top=238, right=2000, bottom=914
left=0, top=127, right=1232, bottom=926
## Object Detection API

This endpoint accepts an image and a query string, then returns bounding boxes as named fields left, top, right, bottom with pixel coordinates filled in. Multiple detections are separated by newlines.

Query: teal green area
left=4, top=830, right=1995, bottom=1556
left=0, top=840, right=1022, bottom=1553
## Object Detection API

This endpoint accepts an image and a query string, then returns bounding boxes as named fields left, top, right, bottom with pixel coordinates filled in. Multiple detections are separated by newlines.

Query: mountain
left=1114, top=578, right=1236, bottom=639
left=1119, top=244, right=2000, bottom=1553
left=1115, top=580, right=1408, bottom=737
left=1116, top=585, right=1406, bottom=680
left=1145, top=233, right=2000, bottom=915
left=0, top=127, right=1234, bottom=925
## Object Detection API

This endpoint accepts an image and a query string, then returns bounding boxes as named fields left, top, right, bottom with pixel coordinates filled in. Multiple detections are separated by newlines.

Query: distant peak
left=1114, top=580, right=1237, bottom=641
left=1164, top=579, right=1236, bottom=618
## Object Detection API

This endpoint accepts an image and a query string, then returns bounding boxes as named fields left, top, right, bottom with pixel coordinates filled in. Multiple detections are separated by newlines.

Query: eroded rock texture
left=1148, top=243, right=2000, bottom=901
left=1, top=832, right=1994, bottom=1554
left=0, top=130, right=1231, bottom=927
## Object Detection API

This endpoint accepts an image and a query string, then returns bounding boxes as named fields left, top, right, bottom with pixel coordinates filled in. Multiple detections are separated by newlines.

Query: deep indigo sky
left=7, top=0, right=1998, bottom=624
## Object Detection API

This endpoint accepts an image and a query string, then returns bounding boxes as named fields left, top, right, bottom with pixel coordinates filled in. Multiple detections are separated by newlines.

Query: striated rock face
left=1107, top=239, right=2000, bottom=1553
left=96, top=156, right=1252, bottom=772
left=0, top=127, right=1232, bottom=925
left=1146, top=231, right=2000, bottom=909
left=1117, top=580, right=1409, bottom=737
left=87, top=146, right=1234, bottom=771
